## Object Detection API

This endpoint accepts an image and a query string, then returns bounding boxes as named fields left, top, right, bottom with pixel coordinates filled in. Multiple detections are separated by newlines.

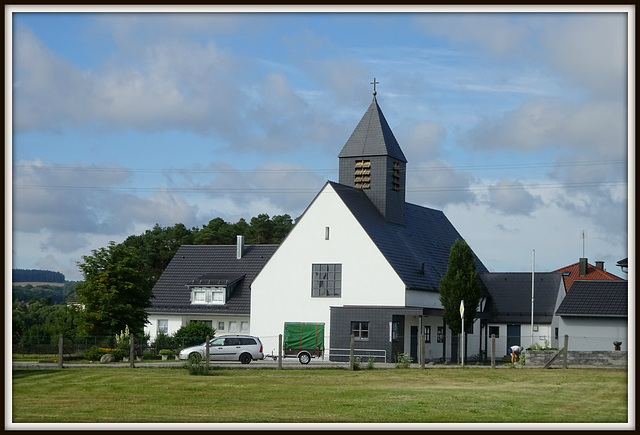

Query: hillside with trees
left=13, top=269, right=65, bottom=283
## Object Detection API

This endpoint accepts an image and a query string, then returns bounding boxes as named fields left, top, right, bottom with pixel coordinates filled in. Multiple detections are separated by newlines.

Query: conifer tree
left=439, top=239, right=481, bottom=334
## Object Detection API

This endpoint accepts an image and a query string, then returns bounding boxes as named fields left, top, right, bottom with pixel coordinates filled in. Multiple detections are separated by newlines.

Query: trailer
left=282, top=322, right=324, bottom=364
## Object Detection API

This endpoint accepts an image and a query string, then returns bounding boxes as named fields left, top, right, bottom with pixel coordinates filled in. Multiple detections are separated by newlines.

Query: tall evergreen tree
left=439, top=239, right=482, bottom=334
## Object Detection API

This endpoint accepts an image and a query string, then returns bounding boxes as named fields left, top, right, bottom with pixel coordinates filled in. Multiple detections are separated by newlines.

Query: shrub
left=84, top=346, right=105, bottom=361
left=173, top=322, right=216, bottom=348
left=395, top=352, right=412, bottom=369
left=185, top=358, right=213, bottom=376
left=152, top=332, right=178, bottom=352
left=366, top=356, right=375, bottom=370
left=159, top=349, right=173, bottom=356
left=352, top=356, right=361, bottom=371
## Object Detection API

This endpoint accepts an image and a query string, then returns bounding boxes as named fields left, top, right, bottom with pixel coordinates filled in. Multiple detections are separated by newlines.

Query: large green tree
left=75, top=242, right=154, bottom=337
left=439, top=239, right=482, bottom=334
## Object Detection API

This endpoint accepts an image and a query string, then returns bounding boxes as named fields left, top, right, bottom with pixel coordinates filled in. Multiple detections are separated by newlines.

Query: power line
left=12, top=180, right=627, bottom=193
left=11, top=159, right=627, bottom=175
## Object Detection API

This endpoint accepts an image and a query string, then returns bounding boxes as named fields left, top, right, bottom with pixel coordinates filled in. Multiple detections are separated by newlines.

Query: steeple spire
left=338, top=88, right=407, bottom=225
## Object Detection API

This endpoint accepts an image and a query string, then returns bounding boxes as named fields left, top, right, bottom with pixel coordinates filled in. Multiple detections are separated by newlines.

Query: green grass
left=11, top=367, right=628, bottom=424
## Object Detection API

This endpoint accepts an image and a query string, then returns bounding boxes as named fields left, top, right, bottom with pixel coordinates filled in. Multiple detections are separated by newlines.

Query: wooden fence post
left=349, top=334, right=355, bottom=371
left=129, top=333, right=135, bottom=368
left=58, top=334, right=64, bottom=369
left=278, top=334, right=283, bottom=370
left=563, top=335, right=569, bottom=369
left=491, top=334, right=496, bottom=369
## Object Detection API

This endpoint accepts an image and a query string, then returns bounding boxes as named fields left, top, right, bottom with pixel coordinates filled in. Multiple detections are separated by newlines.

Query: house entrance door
left=506, top=324, right=521, bottom=354
left=391, top=315, right=404, bottom=362
left=410, top=326, right=418, bottom=362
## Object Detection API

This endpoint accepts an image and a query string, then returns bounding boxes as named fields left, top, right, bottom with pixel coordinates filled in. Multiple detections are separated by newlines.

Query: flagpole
left=531, top=249, right=535, bottom=348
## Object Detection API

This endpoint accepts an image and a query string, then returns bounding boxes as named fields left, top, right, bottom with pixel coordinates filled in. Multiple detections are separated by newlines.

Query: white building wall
left=558, top=317, right=628, bottom=351
left=251, top=183, right=407, bottom=355
left=145, top=313, right=250, bottom=341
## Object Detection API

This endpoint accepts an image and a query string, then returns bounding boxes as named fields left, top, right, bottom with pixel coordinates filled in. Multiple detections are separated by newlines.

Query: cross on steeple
left=370, top=77, right=379, bottom=96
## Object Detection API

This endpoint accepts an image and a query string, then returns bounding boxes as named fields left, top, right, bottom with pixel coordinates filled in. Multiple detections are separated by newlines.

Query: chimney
left=579, top=258, right=588, bottom=276
left=236, top=235, right=244, bottom=259
left=595, top=261, right=605, bottom=270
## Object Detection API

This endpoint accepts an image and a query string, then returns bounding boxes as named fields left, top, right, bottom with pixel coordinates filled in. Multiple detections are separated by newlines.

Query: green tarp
left=283, top=322, right=324, bottom=351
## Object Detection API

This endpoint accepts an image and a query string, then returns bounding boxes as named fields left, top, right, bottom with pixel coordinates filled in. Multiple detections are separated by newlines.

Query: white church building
left=250, top=91, right=489, bottom=363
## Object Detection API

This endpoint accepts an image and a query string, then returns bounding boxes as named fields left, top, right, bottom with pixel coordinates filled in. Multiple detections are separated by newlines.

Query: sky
left=7, top=6, right=633, bottom=282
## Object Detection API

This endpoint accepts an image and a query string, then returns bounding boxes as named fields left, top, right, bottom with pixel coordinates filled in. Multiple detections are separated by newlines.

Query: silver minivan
left=178, top=335, right=264, bottom=364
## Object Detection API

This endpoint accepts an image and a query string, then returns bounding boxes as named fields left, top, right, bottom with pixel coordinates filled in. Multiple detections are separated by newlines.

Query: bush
left=395, top=352, right=412, bottom=369
left=352, top=356, right=361, bottom=371
left=185, top=358, right=213, bottom=376
left=159, top=349, right=173, bottom=356
left=173, top=322, right=216, bottom=348
left=366, top=356, right=375, bottom=370
left=84, top=346, right=104, bottom=361
left=152, top=332, right=178, bottom=352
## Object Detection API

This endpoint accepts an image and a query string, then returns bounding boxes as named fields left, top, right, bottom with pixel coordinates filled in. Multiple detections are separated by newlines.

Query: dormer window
left=187, top=273, right=244, bottom=306
left=355, top=160, right=371, bottom=189
left=190, top=286, right=227, bottom=305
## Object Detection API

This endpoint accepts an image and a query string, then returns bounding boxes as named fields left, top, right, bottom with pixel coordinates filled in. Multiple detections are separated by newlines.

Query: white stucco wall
left=145, top=313, right=250, bottom=341
left=250, top=183, right=407, bottom=354
left=558, top=317, right=628, bottom=351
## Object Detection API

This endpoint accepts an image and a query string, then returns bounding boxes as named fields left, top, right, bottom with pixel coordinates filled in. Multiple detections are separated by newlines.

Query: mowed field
left=10, top=366, right=629, bottom=426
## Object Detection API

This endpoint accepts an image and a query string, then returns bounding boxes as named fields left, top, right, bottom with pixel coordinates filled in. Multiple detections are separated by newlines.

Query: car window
left=240, top=338, right=256, bottom=345
left=211, top=338, right=225, bottom=346
left=225, top=338, right=241, bottom=346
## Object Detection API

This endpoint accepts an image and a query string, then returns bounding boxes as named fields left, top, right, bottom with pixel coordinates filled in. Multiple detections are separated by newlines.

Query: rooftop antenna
left=580, top=229, right=587, bottom=257
left=370, top=77, right=379, bottom=96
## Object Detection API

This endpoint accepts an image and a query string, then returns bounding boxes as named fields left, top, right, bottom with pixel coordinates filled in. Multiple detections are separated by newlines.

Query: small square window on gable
left=354, top=160, right=371, bottom=189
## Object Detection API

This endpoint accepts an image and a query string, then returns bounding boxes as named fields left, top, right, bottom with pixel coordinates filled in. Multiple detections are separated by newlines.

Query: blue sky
left=8, top=6, right=631, bottom=281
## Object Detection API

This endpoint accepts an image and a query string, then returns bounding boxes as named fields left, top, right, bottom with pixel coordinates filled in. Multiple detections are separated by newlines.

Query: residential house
left=555, top=280, right=628, bottom=351
left=478, top=272, right=566, bottom=355
left=250, top=93, right=488, bottom=363
left=145, top=238, right=277, bottom=338
left=553, top=258, right=624, bottom=291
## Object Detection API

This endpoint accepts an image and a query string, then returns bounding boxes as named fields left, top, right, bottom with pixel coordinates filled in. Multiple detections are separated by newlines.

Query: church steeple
left=338, top=84, right=407, bottom=225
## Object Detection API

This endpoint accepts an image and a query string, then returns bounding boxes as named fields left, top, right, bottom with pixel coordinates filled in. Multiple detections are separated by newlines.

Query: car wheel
left=239, top=353, right=252, bottom=364
left=298, top=353, right=311, bottom=364
left=188, top=352, right=202, bottom=363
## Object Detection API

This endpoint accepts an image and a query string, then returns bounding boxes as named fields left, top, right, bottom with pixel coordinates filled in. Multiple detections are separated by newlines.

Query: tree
left=439, top=239, right=482, bottom=334
left=75, top=242, right=154, bottom=337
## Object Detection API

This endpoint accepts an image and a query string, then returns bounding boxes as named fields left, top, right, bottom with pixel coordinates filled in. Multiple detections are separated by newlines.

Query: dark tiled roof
left=338, top=96, right=407, bottom=162
left=553, top=261, right=623, bottom=291
left=555, top=280, right=628, bottom=317
left=329, top=181, right=488, bottom=292
left=148, top=244, right=277, bottom=315
left=479, top=272, right=563, bottom=324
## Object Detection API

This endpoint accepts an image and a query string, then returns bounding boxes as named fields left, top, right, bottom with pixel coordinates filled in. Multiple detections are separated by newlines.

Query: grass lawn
left=11, top=366, right=628, bottom=425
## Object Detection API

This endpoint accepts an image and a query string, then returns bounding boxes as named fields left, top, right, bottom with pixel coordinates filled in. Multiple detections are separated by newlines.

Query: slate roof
left=148, top=244, right=277, bottom=315
left=338, top=96, right=407, bottom=162
left=555, top=280, right=628, bottom=317
left=329, top=181, right=488, bottom=292
left=478, top=272, right=564, bottom=324
left=553, top=260, right=623, bottom=291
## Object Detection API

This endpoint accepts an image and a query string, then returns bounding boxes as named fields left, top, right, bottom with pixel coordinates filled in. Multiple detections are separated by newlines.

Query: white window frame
left=157, top=319, right=169, bottom=335
left=190, top=286, right=226, bottom=305
left=229, top=321, right=238, bottom=332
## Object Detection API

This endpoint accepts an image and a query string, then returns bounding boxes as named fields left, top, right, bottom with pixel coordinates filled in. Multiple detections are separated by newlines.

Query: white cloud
left=485, top=179, right=542, bottom=216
